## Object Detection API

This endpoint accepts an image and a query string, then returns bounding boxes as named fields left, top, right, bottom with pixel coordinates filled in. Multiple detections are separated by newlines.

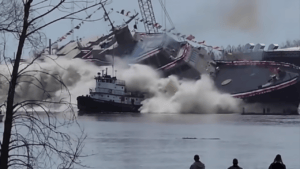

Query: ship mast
left=101, top=2, right=139, bottom=77
left=101, top=3, right=115, bottom=32
left=112, top=42, right=115, bottom=77
left=101, top=2, right=115, bottom=76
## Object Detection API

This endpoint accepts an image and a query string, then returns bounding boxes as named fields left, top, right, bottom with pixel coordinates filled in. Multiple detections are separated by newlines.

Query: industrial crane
left=138, top=0, right=158, bottom=33
left=138, top=0, right=176, bottom=34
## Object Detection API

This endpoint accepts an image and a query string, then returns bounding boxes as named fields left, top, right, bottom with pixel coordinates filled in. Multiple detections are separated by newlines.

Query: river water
left=75, top=113, right=300, bottom=169
left=1, top=113, right=299, bottom=169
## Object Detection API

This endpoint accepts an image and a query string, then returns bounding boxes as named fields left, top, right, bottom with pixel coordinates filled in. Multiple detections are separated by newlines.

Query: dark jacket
left=228, top=165, right=242, bottom=169
left=190, top=161, right=205, bottom=169
left=269, top=162, right=286, bottom=169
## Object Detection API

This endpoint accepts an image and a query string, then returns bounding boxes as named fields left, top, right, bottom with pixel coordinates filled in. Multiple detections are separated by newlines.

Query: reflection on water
left=75, top=113, right=300, bottom=169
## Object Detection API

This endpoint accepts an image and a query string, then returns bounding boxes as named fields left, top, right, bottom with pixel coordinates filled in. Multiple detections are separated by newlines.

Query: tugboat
left=77, top=68, right=145, bottom=112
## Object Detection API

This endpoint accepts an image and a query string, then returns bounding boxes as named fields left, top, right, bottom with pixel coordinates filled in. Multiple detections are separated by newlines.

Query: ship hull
left=77, top=96, right=141, bottom=113
left=213, top=61, right=300, bottom=114
left=239, top=79, right=300, bottom=105
left=239, top=80, right=300, bottom=114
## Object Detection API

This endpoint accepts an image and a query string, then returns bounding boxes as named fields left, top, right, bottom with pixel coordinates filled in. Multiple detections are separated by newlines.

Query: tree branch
left=26, top=0, right=108, bottom=37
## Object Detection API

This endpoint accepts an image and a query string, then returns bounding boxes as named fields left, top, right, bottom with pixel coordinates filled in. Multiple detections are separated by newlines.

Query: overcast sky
left=14, top=0, right=300, bottom=57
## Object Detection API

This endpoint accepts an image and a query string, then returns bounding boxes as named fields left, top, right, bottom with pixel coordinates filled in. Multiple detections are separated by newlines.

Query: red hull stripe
left=232, top=78, right=298, bottom=98
left=157, top=44, right=191, bottom=70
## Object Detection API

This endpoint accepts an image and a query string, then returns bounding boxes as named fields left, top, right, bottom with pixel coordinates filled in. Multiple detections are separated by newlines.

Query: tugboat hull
left=77, top=96, right=141, bottom=113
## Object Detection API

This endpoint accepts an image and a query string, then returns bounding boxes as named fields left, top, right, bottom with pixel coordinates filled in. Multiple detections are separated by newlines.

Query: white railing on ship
left=91, top=89, right=124, bottom=95
left=115, top=80, right=125, bottom=85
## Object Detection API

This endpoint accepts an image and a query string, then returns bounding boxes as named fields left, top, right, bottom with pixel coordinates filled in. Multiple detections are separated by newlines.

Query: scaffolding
left=138, top=0, right=158, bottom=33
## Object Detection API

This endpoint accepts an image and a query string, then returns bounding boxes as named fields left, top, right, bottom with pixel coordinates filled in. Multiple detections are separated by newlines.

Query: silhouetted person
left=190, top=155, right=205, bottom=169
left=228, top=158, right=242, bottom=169
left=268, top=154, right=286, bottom=169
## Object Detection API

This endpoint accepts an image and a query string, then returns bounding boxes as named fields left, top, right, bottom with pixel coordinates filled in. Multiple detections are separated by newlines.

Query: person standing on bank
left=268, top=154, right=286, bottom=169
left=190, top=154, right=205, bottom=169
left=228, top=158, right=242, bottom=169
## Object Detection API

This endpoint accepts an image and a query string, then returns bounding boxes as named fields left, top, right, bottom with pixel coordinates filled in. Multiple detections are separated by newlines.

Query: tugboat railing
left=91, top=88, right=125, bottom=95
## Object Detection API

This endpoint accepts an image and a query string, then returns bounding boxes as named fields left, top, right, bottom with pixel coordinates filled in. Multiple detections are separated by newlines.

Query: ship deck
left=214, top=65, right=299, bottom=94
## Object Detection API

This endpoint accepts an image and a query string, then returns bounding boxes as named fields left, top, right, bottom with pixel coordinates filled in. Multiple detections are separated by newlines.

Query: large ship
left=77, top=68, right=145, bottom=112
left=68, top=26, right=300, bottom=113
left=50, top=4, right=300, bottom=114
left=129, top=32, right=300, bottom=113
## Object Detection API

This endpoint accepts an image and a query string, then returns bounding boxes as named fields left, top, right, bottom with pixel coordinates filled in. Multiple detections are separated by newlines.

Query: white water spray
left=0, top=57, right=100, bottom=109
left=0, top=56, right=242, bottom=114
left=118, top=64, right=242, bottom=114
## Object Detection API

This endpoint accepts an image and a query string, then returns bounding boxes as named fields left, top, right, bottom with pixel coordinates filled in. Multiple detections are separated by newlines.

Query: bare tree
left=0, top=0, right=110, bottom=168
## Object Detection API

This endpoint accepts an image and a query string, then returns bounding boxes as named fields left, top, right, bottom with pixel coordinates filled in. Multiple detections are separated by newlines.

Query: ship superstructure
left=65, top=28, right=300, bottom=113
left=77, top=69, right=144, bottom=112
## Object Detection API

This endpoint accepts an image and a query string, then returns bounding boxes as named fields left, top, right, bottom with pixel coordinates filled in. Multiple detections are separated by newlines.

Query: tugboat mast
left=101, top=2, right=116, bottom=76
left=101, top=2, right=140, bottom=77
left=112, top=43, right=115, bottom=77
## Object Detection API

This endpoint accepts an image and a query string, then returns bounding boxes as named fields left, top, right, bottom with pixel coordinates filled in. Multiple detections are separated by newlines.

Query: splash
left=0, top=56, right=242, bottom=114
left=0, top=56, right=100, bottom=111
left=118, top=64, right=242, bottom=114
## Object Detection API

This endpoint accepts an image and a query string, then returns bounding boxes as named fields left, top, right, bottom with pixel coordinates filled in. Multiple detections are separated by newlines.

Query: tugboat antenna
left=112, top=58, right=114, bottom=77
